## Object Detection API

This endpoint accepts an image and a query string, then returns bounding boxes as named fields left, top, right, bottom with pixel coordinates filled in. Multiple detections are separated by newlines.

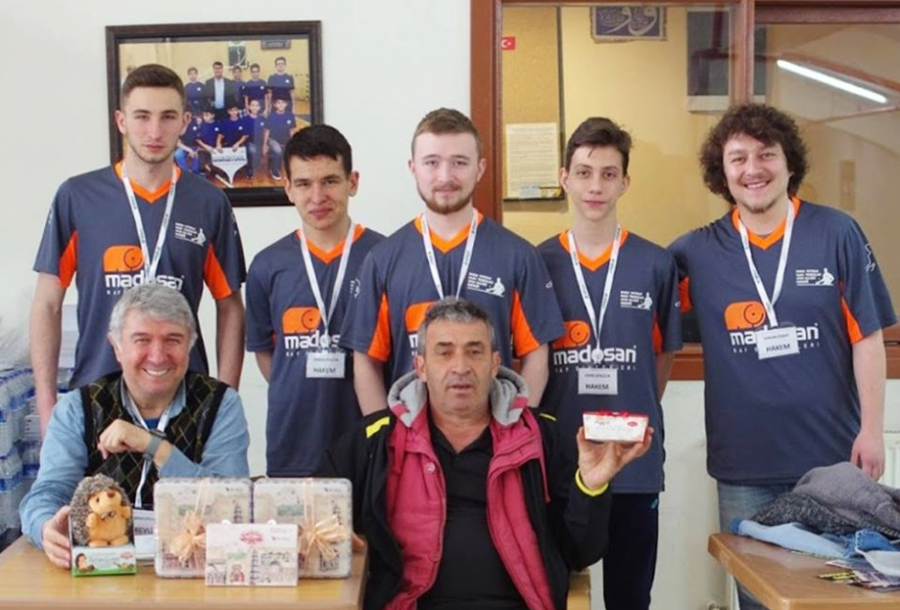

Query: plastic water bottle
left=0, top=385, right=11, bottom=459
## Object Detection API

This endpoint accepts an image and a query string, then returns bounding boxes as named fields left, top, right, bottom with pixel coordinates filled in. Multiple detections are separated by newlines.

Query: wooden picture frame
left=106, top=21, right=323, bottom=207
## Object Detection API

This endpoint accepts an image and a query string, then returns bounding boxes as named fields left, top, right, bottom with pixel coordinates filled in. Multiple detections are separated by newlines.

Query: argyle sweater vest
left=81, top=371, right=227, bottom=507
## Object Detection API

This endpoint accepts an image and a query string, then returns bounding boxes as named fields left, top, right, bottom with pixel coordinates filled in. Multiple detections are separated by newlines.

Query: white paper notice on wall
left=505, top=122, right=560, bottom=200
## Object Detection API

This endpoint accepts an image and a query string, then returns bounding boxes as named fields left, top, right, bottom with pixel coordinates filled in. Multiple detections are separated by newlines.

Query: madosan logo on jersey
left=282, top=307, right=337, bottom=355
left=551, top=321, right=637, bottom=369
left=405, top=301, right=434, bottom=352
left=723, top=300, right=820, bottom=353
left=102, top=245, right=183, bottom=295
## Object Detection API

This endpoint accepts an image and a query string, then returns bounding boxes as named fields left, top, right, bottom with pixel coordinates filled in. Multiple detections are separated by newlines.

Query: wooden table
left=0, top=537, right=366, bottom=609
left=709, top=533, right=900, bottom=609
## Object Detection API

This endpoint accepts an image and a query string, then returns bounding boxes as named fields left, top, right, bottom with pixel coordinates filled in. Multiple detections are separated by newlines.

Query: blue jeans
left=717, top=482, right=794, bottom=610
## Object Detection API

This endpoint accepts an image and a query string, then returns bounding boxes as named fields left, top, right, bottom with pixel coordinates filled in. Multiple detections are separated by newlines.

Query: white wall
left=0, top=0, right=471, bottom=476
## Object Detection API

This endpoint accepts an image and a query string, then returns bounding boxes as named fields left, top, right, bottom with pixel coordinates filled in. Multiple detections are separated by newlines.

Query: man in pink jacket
left=319, top=296, right=652, bottom=610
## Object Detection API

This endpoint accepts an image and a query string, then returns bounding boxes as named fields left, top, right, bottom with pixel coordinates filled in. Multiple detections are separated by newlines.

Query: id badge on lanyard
left=737, top=203, right=799, bottom=361
left=569, top=228, right=623, bottom=396
left=298, top=223, right=355, bottom=379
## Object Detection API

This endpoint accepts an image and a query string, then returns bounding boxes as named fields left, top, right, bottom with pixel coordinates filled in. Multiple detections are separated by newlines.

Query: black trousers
left=601, top=493, right=660, bottom=610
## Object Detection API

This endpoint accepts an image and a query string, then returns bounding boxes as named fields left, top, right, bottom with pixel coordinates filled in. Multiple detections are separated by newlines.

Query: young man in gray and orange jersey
left=669, top=103, right=895, bottom=610
left=31, top=64, right=246, bottom=437
left=340, top=108, right=564, bottom=415
left=539, top=117, right=681, bottom=610
left=245, top=124, right=383, bottom=476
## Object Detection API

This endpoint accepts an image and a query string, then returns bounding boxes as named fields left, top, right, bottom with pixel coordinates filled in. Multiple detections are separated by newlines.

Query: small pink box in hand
left=583, top=411, right=648, bottom=443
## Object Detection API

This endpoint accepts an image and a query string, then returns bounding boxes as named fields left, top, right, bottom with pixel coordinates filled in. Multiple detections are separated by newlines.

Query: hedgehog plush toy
left=70, top=474, right=133, bottom=547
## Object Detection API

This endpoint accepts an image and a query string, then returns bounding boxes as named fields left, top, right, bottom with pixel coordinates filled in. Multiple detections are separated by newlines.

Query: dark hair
left=250, top=63, right=260, bottom=71
left=416, top=297, right=496, bottom=355
left=275, top=56, right=287, bottom=64
left=187, top=66, right=198, bottom=74
left=121, top=64, right=185, bottom=108
left=232, top=65, right=242, bottom=72
left=283, top=124, right=353, bottom=180
left=212, top=61, right=224, bottom=68
left=699, top=103, right=809, bottom=204
left=564, top=117, right=633, bottom=174
left=411, top=108, right=482, bottom=157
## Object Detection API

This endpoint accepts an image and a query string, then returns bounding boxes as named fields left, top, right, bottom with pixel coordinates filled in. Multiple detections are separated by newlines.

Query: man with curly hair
left=669, top=103, right=895, bottom=609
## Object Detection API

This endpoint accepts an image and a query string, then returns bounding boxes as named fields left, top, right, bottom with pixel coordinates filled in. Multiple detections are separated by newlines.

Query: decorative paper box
left=253, top=478, right=352, bottom=578
left=583, top=410, right=649, bottom=443
left=205, top=522, right=299, bottom=586
left=154, top=477, right=252, bottom=578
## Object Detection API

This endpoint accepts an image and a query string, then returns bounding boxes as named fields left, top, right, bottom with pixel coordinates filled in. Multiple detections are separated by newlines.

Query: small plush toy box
left=205, top=522, right=299, bottom=586
left=68, top=474, right=136, bottom=577
left=252, top=478, right=353, bottom=578
left=583, top=410, right=648, bottom=443
left=154, top=477, right=253, bottom=578
left=71, top=544, right=137, bottom=577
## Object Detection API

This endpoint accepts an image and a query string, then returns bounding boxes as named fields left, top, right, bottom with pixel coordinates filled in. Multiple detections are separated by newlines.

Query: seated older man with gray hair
left=20, top=282, right=250, bottom=568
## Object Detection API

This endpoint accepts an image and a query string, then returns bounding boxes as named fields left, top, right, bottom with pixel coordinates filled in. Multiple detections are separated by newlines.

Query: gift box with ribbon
left=154, top=477, right=253, bottom=578
left=253, top=478, right=352, bottom=578
left=205, top=522, right=299, bottom=586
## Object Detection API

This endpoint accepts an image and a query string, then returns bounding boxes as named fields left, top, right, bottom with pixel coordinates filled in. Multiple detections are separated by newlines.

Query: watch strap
left=143, top=431, right=165, bottom=461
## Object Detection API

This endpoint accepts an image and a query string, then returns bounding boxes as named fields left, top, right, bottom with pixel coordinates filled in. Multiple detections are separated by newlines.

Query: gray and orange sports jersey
left=340, top=213, right=564, bottom=383
left=539, top=230, right=681, bottom=493
left=669, top=199, right=896, bottom=485
left=34, top=163, right=246, bottom=389
left=245, top=225, right=384, bottom=476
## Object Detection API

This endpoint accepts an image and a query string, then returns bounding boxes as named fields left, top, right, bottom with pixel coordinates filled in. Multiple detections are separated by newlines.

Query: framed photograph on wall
left=106, top=21, right=322, bottom=207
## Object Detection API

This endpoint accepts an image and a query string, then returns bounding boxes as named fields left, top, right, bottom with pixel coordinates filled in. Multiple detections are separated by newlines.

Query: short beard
left=418, top=184, right=475, bottom=215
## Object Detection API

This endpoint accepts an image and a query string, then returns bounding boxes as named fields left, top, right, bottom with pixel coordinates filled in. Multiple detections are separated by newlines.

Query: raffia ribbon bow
left=169, top=510, right=207, bottom=565
left=298, top=514, right=350, bottom=564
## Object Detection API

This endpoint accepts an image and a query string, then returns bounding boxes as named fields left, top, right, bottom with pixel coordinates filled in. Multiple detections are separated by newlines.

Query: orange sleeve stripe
left=204, top=246, right=234, bottom=300
left=58, top=231, right=78, bottom=288
left=368, top=293, right=392, bottom=361
left=511, top=289, right=541, bottom=357
left=841, top=296, right=864, bottom=344
left=678, top=277, right=692, bottom=313
left=652, top=313, right=663, bottom=354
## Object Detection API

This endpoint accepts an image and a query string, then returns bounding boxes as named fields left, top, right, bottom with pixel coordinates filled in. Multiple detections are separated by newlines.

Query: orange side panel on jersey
left=678, top=278, right=692, bottom=313
left=511, top=289, right=540, bottom=357
left=368, top=293, right=392, bottom=362
left=841, top=296, right=864, bottom=344
left=652, top=313, right=663, bottom=354
left=58, top=232, right=79, bottom=288
left=204, top=246, right=234, bottom=299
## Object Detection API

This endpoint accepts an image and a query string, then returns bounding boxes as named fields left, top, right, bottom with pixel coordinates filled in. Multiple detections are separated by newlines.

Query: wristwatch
left=144, top=429, right=166, bottom=461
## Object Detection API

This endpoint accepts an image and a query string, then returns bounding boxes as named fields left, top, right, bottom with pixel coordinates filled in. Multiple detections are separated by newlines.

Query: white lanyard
left=298, top=222, right=356, bottom=343
left=121, top=165, right=178, bottom=281
left=420, top=212, right=478, bottom=299
left=121, top=384, right=174, bottom=510
left=567, top=226, right=621, bottom=361
left=736, top=202, right=795, bottom=328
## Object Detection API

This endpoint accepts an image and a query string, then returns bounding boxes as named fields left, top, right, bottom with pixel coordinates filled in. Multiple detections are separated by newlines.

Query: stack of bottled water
left=0, top=369, right=39, bottom=551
